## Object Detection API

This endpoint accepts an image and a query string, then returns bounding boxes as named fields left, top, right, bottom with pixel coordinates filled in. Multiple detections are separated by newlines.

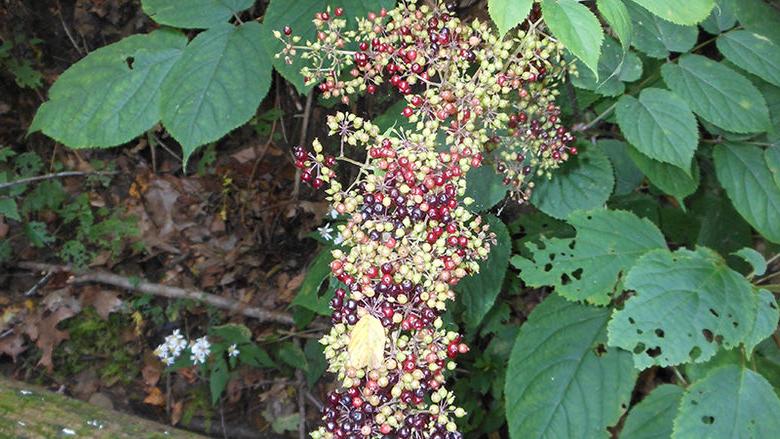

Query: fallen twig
left=0, top=171, right=117, bottom=191
left=17, top=262, right=296, bottom=326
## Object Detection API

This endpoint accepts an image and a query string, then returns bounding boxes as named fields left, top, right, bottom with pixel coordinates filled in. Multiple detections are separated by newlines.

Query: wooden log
left=0, top=376, right=205, bottom=438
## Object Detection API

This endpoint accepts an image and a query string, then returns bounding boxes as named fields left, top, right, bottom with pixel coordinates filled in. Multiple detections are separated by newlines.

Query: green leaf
left=732, top=248, right=767, bottom=276
left=766, top=146, right=780, bottom=188
left=464, top=165, right=507, bottom=212
left=0, top=198, right=20, bottom=221
left=457, top=215, right=510, bottom=331
left=598, top=139, right=643, bottom=196
left=700, top=0, right=737, bottom=34
left=277, top=342, right=308, bottom=370
left=512, top=209, right=666, bottom=305
left=735, top=0, right=780, bottom=43
left=626, top=145, right=700, bottom=201
left=628, top=0, right=714, bottom=25
left=570, top=37, right=642, bottom=97
left=717, top=30, right=780, bottom=88
left=608, top=247, right=757, bottom=369
left=691, top=194, right=753, bottom=258
left=142, top=0, right=253, bottom=28
left=661, top=55, right=770, bottom=133
left=621, top=385, right=684, bottom=439
left=210, top=323, right=252, bottom=344
left=505, top=293, right=637, bottom=439
left=240, top=344, right=275, bottom=368
left=596, top=0, right=633, bottom=48
left=626, top=2, right=698, bottom=58
left=616, top=88, right=698, bottom=172
left=530, top=146, right=614, bottom=219
left=743, top=289, right=779, bottom=355
left=673, top=365, right=780, bottom=439
left=209, top=356, right=229, bottom=405
left=292, top=245, right=334, bottom=314
left=488, top=0, right=533, bottom=38
left=303, top=338, right=327, bottom=388
left=683, top=347, right=742, bottom=383
left=30, top=30, right=186, bottom=148
left=541, top=0, right=604, bottom=76
left=509, top=211, right=574, bottom=258
left=24, top=221, right=54, bottom=247
left=713, top=143, right=780, bottom=243
left=161, top=22, right=272, bottom=166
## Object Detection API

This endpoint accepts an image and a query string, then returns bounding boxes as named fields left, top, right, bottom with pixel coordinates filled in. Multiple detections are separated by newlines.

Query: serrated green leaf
left=691, top=193, right=753, bottom=258
left=735, top=0, right=780, bottom=43
left=541, top=0, right=604, bottom=76
left=0, top=198, right=20, bottom=221
left=457, top=215, right=510, bottom=331
left=608, top=247, right=757, bottom=369
left=509, top=211, right=574, bottom=258
left=717, top=30, right=780, bottom=88
left=570, top=37, right=642, bottom=96
left=616, top=88, right=698, bottom=172
left=596, top=0, right=633, bottom=48
left=765, top=146, right=780, bottom=188
left=30, top=30, right=186, bottom=148
left=700, top=0, right=737, bottom=34
left=292, top=245, right=334, bottom=315
left=505, top=293, right=637, bottom=439
left=24, top=221, right=54, bottom=248
left=626, top=2, right=698, bottom=58
left=628, top=0, right=714, bottom=25
left=683, top=347, right=743, bottom=383
left=512, top=209, right=665, bottom=305
left=161, top=22, right=272, bottom=166
left=743, top=289, right=779, bottom=355
left=598, top=139, right=643, bottom=195
left=530, top=146, right=614, bottom=219
left=713, top=143, right=780, bottom=243
left=732, top=248, right=767, bottom=276
left=209, top=356, right=229, bottom=404
left=661, top=55, right=770, bottom=133
left=621, top=384, right=684, bottom=439
left=142, top=0, right=253, bottom=28
left=673, top=365, right=780, bottom=439
left=488, top=0, right=533, bottom=38
left=626, top=145, right=700, bottom=201
left=464, top=165, right=507, bottom=212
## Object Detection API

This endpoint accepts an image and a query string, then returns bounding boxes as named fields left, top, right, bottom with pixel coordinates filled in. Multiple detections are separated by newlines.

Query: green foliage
left=627, top=0, right=714, bottom=26
left=717, top=30, right=780, bottom=88
left=626, top=145, right=700, bottom=201
left=621, top=384, right=684, bottom=439
left=596, top=0, right=633, bottom=49
left=487, top=0, right=533, bottom=38
left=541, top=0, right=604, bottom=76
left=625, top=2, right=698, bottom=58
left=142, top=0, right=254, bottom=29
left=570, top=37, right=642, bottom=97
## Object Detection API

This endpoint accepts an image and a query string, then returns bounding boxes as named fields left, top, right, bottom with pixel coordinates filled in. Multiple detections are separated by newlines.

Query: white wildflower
left=190, top=336, right=211, bottom=365
left=328, top=208, right=339, bottom=219
left=333, top=233, right=344, bottom=245
left=228, top=344, right=240, bottom=358
left=318, top=223, right=334, bottom=241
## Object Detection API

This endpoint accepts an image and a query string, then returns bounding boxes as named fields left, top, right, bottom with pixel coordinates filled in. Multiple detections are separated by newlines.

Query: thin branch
left=17, top=262, right=296, bottom=326
left=573, top=102, right=617, bottom=132
left=0, top=171, right=117, bottom=191
left=292, top=90, right=315, bottom=199
left=24, top=271, right=54, bottom=297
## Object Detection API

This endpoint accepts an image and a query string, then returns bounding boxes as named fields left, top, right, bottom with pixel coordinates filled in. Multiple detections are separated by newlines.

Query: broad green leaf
left=303, top=338, right=327, bottom=388
left=626, top=2, right=698, bottom=58
left=608, top=247, right=757, bottom=369
left=743, top=289, right=779, bottom=355
left=736, top=0, right=780, bottom=43
left=210, top=323, right=252, bottom=344
left=541, top=0, right=604, bottom=76
left=626, top=145, right=700, bottom=201
left=700, top=0, right=737, bottom=34
left=457, top=215, right=510, bottom=331
left=598, top=139, right=643, bottom=195
left=713, top=143, right=780, bottom=243
left=292, top=245, right=334, bottom=314
left=509, top=211, right=574, bottom=258
left=142, top=0, right=253, bottom=28
left=570, top=37, right=642, bottom=96
left=530, top=146, right=614, bottom=219
left=25, top=221, right=54, bottom=247
left=692, top=194, right=753, bottom=258
left=0, top=198, right=20, bottom=221
left=161, top=22, right=272, bottom=166
left=662, top=55, right=770, bottom=133
left=30, top=30, right=186, bottom=148
left=766, top=146, right=780, bottom=188
left=488, top=0, right=533, bottom=38
left=717, top=30, right=780, bottom=88
left=240, top=344, right=275, bottom=368
left=209, top=356, right=229, bottom=404
left=683, top=347, right=742, bottom=383
left=621, top=385, right=684, bottom=439
left=616, top=88, right=698, bottom=171
left=512, top=209, right=665, bottom=305
left=277, top=342, right=308, bottom=370
left=505, top=294, right=637, bottom=439
left=732, top=248, right=767, bottom=276
left=596, top=0, right=633, bottom=48
left=628, top=0, right=714, bottom=25
left=673, top=365, right=780, bottom=439
left=464, top=165, right=507, bottom=212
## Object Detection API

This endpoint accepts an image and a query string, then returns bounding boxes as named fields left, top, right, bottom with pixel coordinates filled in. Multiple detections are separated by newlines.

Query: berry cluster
left=276, top=1, right=570, bottom=437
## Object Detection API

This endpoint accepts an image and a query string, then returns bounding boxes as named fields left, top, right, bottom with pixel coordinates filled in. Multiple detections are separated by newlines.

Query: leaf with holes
left=714, top=143, right=780, bottom=243
left=743, top=289, right=779, bottom=355
left=513, top=209, right=665, bottom=305
left=628, top=0, right=714, bottom=25
left=616, top=88, right=698, bottom=172
left=717, top=30, right=780, bottom=88
left=732, top=248, right=767, bottom=277
left=142, top=0, right=253, bottom=28
left=608, top=247, right=757, bottom=369
left=662, top=55, right=770, bottom=133
left=457, top=215, right=511, bottom=331
left=161, top=22, right=272, bottom=166
left=30, top=29, right=186, bottom=148
left=626, top=145, right=700, bottom=201
left=488, top=0, right=533, bottom=38
left=530, top=146, right=614, bottom=219
left=626, top=2, right=698, bottom=58
left=541, top=0, right=604, bottom=76
left=509, top=211, right=574, bottom=258
left=673, top=365, right=780, bottom=438
left=621, top=384, right=684, bottom=439
left=505, top=293, right=637, bottom=439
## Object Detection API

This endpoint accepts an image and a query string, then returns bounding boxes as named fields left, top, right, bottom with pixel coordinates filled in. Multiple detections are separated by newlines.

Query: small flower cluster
left=278, top=1, right=570, bottom=437
left=154, top=330, right=221, bottom=367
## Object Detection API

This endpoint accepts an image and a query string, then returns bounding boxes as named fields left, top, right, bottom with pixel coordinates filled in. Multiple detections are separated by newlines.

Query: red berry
left=283, top=25, right=292, bottom=36
left=402, top=107, right=414, bottom=117
left=334, top=7, right=344, bottom=16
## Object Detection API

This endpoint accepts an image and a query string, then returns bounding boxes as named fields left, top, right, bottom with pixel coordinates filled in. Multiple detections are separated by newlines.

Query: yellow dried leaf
left=347, top=314, right=386, bottom=369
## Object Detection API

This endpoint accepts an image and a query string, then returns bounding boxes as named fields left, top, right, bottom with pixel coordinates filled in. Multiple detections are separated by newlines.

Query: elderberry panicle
left=280, top=1, right=571, bottom=437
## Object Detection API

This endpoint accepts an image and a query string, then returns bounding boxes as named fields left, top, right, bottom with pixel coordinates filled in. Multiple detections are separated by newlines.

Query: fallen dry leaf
left=170, top=400, right=184, bottom=426
left=143, top=386, right=166, bottom=406
left=79, top=286, right=123, bottom=319
left=0, top=331, right=27, bottom=362
left=142, top=356, right=162, bottom=388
